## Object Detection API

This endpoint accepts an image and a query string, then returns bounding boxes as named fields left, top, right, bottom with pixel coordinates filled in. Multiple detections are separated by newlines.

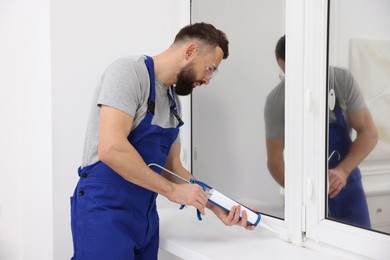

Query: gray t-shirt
left=264, top=66, right=366, bottom=139
left=81, top=55, right=181, bottom=167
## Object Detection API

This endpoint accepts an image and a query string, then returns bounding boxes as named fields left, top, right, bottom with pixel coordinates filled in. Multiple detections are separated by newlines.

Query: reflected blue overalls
left=328, top=101, right=371, bottom=228
left=71, top=56, right=183, bottom=259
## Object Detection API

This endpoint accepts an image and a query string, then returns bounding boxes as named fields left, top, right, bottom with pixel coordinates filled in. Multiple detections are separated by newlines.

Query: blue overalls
left=71, top=56, right=183, bottom=259
left=328, top=102, right=371, bottom=228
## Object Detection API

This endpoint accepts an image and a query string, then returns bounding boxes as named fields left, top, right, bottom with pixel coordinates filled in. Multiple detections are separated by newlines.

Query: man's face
left=174, top=46, right=224, bottom=96
left=174, top=60, right=204, bottom=96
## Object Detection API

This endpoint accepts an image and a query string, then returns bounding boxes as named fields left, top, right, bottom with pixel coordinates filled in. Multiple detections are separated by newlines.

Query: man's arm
left=329, top=107, right=378, bottom=198
left=163, top=143, right=194, bottom=184
left=266, top=138, right=285, bottom=187
left=98, top=105, right=208, bottom=213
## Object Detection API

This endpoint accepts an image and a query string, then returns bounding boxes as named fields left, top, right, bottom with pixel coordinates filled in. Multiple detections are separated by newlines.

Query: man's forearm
left=268, top=161, right=285, bottom=187
left=336, top=132, right=378, bottom=175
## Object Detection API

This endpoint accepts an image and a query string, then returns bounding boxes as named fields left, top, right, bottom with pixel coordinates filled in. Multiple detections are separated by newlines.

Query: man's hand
left=211, top=204, right=256, bottom=231
left=328, top=168, right=349, bottom=198
left=167, top=183, right=209, bottom=215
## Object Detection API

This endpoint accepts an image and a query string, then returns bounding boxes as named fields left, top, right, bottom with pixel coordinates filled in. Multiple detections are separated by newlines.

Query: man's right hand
left=167, top=183, right=209, bottom=215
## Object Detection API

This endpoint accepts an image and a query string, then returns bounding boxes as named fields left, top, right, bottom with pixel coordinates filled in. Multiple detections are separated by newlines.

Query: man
left=71, top=23, right=254, bottom=260
left=264, top=35, right=378, bottom=228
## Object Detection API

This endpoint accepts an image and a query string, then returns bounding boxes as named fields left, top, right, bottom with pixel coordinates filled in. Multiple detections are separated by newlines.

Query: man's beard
left=174, top=63, right=204, bottom=96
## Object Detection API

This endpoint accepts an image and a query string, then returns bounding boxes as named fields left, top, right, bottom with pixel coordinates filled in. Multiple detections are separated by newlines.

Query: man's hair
left=275, top=35, right=285, bottom=61
left=174, top=22, right=229, bottom=59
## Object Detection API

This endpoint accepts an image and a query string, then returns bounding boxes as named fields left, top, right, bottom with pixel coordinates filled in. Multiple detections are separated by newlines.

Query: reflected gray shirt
left=264, top=66, right=366, bottom=139
left=81, top=55, right=181, bottom=167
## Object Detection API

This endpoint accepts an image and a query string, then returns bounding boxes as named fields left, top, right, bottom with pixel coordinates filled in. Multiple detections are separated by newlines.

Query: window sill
left=157, top=197, right=345, bottom=260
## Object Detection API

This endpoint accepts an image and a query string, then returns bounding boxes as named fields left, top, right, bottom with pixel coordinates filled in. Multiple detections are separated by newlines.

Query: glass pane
left=327, top=0, right=390, bottom=234
left=191, top=0, right=286, bottom=219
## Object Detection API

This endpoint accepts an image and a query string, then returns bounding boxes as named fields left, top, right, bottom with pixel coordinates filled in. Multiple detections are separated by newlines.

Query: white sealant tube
left=208, top=189, right=261, bottom=226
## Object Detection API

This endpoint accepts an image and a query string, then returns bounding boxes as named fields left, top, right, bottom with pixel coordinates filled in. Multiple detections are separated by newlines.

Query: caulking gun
left=148, top=163, right=278, bottom=233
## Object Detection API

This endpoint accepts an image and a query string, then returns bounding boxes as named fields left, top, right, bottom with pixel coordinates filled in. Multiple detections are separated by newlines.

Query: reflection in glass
left=191, top=0, right=286, bottom=219
left=327, top=0, right=390, bottom=234
left=326, top=66, right=376, bottom=229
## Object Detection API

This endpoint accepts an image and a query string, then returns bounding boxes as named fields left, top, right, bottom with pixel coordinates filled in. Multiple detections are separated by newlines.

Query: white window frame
left=283, top=0, right=306, bottom=246
left=287, top=0, right=390, bottom=259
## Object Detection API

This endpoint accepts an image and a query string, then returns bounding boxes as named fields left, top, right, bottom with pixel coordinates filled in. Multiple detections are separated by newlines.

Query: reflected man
left=264, top=35, right=378, bottom=228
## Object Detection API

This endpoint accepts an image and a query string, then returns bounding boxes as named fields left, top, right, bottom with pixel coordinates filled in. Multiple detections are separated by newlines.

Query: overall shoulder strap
left=144, top=55, right=156, bottom=114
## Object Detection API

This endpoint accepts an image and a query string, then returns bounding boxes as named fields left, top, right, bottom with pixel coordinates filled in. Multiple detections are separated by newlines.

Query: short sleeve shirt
left=81, top=56, right=181, bottom=167
left=264, top=66, right=366, bottom=140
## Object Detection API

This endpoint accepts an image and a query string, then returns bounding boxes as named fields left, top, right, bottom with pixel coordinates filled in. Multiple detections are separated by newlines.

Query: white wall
left=1, top=1, right=53, bottom=260
left=1, top=1, right=24, bottom=259
left=1, top=1, right=190, bottom=259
